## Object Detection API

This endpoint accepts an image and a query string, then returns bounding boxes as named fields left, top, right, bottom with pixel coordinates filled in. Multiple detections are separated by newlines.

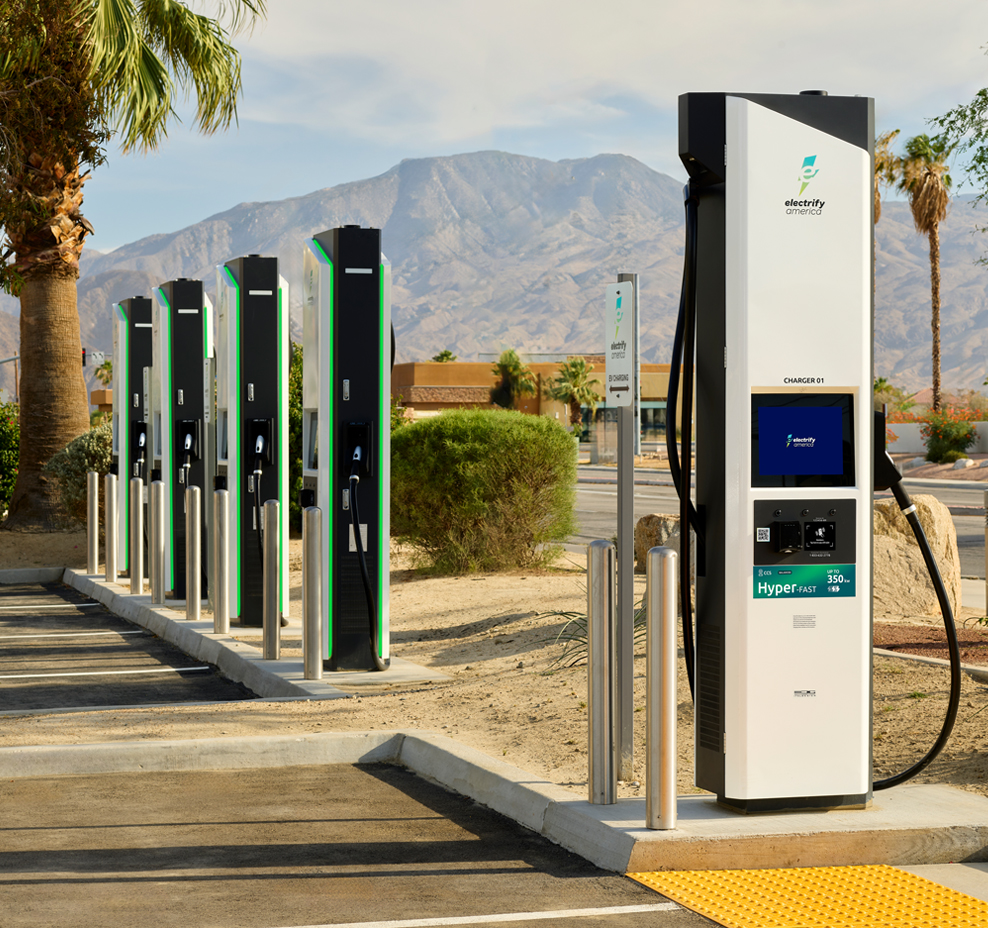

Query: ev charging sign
left=604, top=282, right=633, bottom=407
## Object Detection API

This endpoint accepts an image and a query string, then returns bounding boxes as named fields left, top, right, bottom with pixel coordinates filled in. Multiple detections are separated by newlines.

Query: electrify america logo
left=786, top=432, right=817, bottom=449
left=784, top=155, right=825, bottom=215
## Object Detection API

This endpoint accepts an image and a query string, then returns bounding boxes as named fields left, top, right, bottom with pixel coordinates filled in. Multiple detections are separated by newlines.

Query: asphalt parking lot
left=0, top=764, right=708, bottom=928
left=0, top=581, right=254, bottom=713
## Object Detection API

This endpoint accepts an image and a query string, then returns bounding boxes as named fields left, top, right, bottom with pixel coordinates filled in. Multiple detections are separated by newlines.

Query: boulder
left=634, top=513, right=693, bottom=574
left=873, top=494, right=962, bottom=619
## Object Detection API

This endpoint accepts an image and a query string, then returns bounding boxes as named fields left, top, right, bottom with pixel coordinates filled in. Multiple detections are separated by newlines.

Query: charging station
left=676, top=92, right=874, bottom=812
left=151, top=278, right=215, bottom=600
left=111, top=296, right=153, bottom=576
left=215, top=255, right=290, bottom=626
left=301, top=225, right=391, bottom=670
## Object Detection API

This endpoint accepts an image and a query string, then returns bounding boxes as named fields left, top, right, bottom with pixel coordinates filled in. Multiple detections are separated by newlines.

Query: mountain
left=2, top=150, right=987, bottom=398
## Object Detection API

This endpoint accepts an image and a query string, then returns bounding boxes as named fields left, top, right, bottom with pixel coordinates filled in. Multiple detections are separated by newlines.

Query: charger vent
left=697, top=625, right=722, bottom=752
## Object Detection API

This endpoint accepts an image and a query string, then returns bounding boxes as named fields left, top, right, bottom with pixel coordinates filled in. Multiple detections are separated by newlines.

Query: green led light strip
left=222, top=265, right=243, bottom=616
left=156, top=287, right=175, bottom=589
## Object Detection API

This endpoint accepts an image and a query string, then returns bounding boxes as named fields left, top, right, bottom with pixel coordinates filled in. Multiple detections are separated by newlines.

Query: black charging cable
left=873, top=427, right=962, bottom=789
left=253, top=433, right=266, bottom=565
left=667, top=186, right=702, bottom=698
left=350, top=446, right=386, bottom=672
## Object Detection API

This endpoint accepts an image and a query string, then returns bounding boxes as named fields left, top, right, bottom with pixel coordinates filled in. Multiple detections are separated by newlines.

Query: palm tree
left=94, top=358, right=112, bottom=387
left=899, top=134, right=952, bottom=413
left=0, top=0, right=264, bottom=530
left=874, top=129, right=900, bottom=224
left=490, top=349, right=536, bottom=410
left=543, top=357, right=601, bottom=430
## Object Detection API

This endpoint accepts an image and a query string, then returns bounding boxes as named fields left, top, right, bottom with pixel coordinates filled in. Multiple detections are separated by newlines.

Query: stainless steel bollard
left=214, top=488, right=230, bottom=634
left=185, top=485, right=201, bottom=621
left=646, top=546, right=678, bottom=830
left=263, top=499, right=280, bottom=660
left=104, top=473, right=117, bottom=583
left=150, top=480, right=165, bottom=604
left=87, top=471, right=99, bottom=574
left=588, top=539, right=618, bottom=805
left=303, top=506, right=323, bottom=679
left=129, top=477, right=144, bottom=595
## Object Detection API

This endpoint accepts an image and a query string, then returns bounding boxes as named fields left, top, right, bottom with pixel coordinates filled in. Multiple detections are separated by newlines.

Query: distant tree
left=432, top=349, right=457, bottom=362
left=543, top=357, right=601, bottom=428
left=94, top=358, right=112, bottom=387
left=490, top=349, right=536, bottom=410
left=899, top=134, right=952, bottom=413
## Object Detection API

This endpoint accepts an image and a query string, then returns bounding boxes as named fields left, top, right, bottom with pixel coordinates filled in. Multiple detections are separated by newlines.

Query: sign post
left=605, top=278, right=636, bottom=781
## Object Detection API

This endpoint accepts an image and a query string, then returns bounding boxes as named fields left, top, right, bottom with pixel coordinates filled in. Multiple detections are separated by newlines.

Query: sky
left=83, top=0, right=988, bottom=253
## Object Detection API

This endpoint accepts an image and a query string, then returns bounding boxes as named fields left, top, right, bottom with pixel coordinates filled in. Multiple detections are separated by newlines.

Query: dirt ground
left=3, top=528, right=988, bottom=802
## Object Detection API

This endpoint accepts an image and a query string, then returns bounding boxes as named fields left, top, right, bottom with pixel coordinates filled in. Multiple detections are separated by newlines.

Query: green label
left=753, top=564, right=855, bottom=599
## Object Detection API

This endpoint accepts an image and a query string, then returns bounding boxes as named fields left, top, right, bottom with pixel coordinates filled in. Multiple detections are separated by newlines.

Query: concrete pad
left=963, top=577, right=986, bottom=613
left=60, top=568, right=448, bottom=700
left=900, top=862, right=988, bottom=903
left=613, top=784, right=988, bottom=872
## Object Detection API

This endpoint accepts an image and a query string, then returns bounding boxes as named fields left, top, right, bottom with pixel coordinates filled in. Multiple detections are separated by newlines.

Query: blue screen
left=758, top=406, right=844, bottom=476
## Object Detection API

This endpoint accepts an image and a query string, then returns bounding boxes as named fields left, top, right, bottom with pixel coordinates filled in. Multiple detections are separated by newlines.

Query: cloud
left=239, top=0, right=988, bottom=147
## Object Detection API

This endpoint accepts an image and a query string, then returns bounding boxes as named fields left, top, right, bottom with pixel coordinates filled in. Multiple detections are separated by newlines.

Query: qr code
left=756, top=527, right=771, bottom=543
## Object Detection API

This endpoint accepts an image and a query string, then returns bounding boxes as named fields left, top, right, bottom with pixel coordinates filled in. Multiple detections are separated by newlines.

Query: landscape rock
left=633, top=513, right=697, bottom=576
left=873, top=495, right=962, bottom=619
left=953, top=458, right=976, bottom=469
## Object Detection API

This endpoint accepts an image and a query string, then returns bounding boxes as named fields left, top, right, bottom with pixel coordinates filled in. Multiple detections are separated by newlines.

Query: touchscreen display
left=751, top=394, right=854, bottom=487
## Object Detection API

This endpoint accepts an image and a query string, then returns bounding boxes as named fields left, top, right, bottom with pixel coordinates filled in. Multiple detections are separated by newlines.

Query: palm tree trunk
left=2, top=270, right=90, bottom=531
left=929, top=222, right=942, bottom=413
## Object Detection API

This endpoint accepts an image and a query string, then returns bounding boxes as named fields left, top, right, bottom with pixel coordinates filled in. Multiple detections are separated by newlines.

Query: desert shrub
left=939, top=449, right=969, bottom=464
left=42, top=421, right=112, bottom=525
left=0, top=400, right=18, bottom=513
left=921, top=407, right=977, bottom=463
left=288, top=342, right=303, bottom=531
left=391, top=408, right=577, bottom=573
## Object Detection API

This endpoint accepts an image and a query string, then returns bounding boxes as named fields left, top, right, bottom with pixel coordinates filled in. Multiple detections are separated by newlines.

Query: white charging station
left=215, top=255, right=290, bottom=626
left=679, top=92, right=873, bottom=811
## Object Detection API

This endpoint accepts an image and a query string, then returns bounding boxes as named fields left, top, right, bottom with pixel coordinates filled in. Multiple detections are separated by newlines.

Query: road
left=573, top=469, right=987, bottom=579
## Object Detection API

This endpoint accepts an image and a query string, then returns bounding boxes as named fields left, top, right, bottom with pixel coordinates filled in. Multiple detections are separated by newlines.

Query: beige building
left=391, top=357, right=681, bottom=437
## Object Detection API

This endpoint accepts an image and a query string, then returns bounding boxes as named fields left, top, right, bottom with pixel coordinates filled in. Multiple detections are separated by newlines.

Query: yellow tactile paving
left=627, top=864, right=988, bottom=928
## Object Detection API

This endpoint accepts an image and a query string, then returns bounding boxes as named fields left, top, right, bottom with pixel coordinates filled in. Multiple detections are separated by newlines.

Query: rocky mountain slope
left=1, top=150, right=987, bottom=398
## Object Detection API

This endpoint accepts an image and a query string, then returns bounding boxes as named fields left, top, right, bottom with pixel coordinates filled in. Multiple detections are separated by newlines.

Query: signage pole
left=607, top=277, right=636, bottom=782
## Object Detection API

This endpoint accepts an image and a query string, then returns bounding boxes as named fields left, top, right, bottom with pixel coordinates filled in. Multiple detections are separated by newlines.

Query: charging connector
left=348, top=442, right=386, bottom=671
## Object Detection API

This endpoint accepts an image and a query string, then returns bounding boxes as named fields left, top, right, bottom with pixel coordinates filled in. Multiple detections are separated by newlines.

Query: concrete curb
left=0, top=567, right=68, bottom=584
left=61, top=568, right=351, bottom=701
left=874, top=646, right=988, bottom=684
left=2, top=730, right=987, bottom=873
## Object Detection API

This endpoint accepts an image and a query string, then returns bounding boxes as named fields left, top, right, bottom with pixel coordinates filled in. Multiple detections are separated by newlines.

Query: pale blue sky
left=85, top=0, right=988, bottom=252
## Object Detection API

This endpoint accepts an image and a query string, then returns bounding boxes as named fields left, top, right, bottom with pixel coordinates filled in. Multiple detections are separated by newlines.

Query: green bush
left=939, top=449, right=969, bottom=464
left=921, top=407, right=977, bottom=463
left=391, top=408, right=577, bottom=573
left=0, top=400, right=18, bottom=513
left=42, top=421, right=112, bottom=525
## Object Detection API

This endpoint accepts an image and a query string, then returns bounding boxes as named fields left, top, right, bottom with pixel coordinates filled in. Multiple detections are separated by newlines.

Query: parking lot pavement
left=0, top=764, right=710, bottom=928
left=0, top=581, right=254, bottom=712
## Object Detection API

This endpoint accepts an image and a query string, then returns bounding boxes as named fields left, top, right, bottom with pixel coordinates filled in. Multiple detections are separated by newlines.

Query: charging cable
left=253, top=433, right=266, bottom=564
left=182, top=431, right=193, bottom=490
left=350, top=446, right=386, bottom=672
left=667, top=184, right=703, bottom=698
left=873, top=430, right=962, bottom=789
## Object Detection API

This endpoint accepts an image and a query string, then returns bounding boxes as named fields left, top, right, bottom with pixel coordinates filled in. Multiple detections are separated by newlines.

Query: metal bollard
left=646, top=546, right=678, bottom=830
left=150, top=480, right=165, bottom=604
left=129, top=477, right=144, bottom=594
left=104, top=473, right=117, bottom=583
left=214, top=488, right=230, bottom=634
left=303, top=506, right=323, bottom=679
left=263, top=499, right=280, bottom=660
left=87, top=471, right=99, bottom=574
left=588, top=539, right=618, bottom=805
left=185, top=485, right=201, bottom=621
